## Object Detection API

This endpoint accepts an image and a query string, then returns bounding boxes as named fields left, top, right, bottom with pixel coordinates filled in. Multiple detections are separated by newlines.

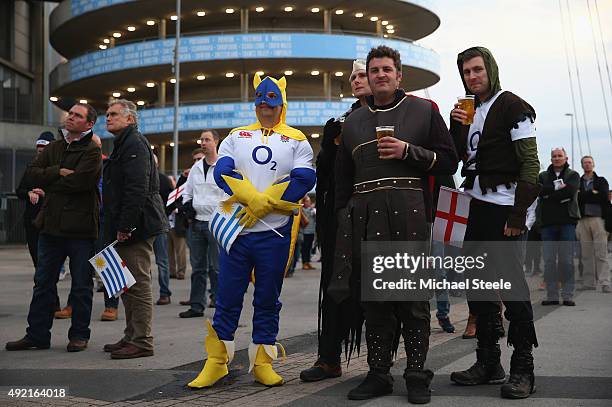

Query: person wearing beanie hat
left=16, top=131, right=56, bottom=269
left=36, top=132, right=55, bottom=149
left=299, top=59, right=371, bottom=383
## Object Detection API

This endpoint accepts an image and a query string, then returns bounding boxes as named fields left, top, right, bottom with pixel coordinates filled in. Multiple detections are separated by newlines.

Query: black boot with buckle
left=451, top=312, right=506, bottom=385
left=501, top=321, right=537, bottom=399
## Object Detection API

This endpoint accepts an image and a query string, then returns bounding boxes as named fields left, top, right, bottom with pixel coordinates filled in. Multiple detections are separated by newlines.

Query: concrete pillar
left=376, top=21, right=383, bottom=37
left=31, top=2, right=44, bottom=125
left=323, top=9, right=332, bottom=33
left=159, top=144, right=167, bottom=173
left=240, top=8, right=249, bottom=33
left=159, top=19, right=166, bottom=39
left=323, top=72, right=331, bottom=101
left=158, top=81, right=166, bottom=107
left=241, top=73, right=249, bottom=102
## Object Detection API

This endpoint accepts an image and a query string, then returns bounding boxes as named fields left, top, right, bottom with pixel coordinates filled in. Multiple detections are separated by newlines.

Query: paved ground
left=0, top=245, right=611, bottom=406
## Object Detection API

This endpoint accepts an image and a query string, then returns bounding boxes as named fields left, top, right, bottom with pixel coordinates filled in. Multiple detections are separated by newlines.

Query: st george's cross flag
left=89, top=245, right=136, bottom=298
left=433, top=186, right=471, bottom=248
left=166, top=185, right=184, bottom=207
left=209, top=200, right=245, bottom=254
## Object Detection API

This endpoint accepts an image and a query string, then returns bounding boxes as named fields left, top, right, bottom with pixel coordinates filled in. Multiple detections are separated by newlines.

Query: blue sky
left=414, top=0, right=612, bottom=179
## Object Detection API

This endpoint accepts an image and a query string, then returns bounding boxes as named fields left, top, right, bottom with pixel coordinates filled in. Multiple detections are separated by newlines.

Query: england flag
left=166, top=185, right=184, bottom=207
left=209, top=201, right=245, bottom=254
left=89, top=245, right=136, bottom=298
left=433, top=186, right=471, bottom=248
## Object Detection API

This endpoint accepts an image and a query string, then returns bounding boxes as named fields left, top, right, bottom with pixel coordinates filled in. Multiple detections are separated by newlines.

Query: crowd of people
left=5, top=44, right=612, bottom=404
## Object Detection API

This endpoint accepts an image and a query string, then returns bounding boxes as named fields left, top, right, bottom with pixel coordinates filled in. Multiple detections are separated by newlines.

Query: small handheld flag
left=166, top=185, right=184, bottom=207
left=89, top=245, right=136, bottom=298
left=433, top=186, right=471, bottom=248
left=210, top=201, right=245, bottom=254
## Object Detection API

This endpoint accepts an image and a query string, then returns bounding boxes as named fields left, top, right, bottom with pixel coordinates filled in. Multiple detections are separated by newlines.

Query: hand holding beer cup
left=376, top=126, right=406, bottom=160
left=451, top=95, right=475, bottom=125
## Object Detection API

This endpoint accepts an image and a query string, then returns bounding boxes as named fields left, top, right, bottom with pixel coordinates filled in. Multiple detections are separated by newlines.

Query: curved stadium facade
left=49, top=0, right=441, bottom=170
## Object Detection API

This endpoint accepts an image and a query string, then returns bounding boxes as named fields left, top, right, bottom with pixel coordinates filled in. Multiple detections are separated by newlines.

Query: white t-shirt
left=465, top=90, right=537, bottom=207
left=218, top=128, right=314, bottom=233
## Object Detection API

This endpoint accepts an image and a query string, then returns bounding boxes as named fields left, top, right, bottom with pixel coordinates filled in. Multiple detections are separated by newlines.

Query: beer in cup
left=376, top=126, right=394, bottom=143
left=457, top=95, right=475, bottom=125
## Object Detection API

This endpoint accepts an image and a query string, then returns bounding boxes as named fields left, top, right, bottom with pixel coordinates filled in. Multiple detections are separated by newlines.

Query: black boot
left=404, top=369, right=434, bottom=404
left=451, top=313, right=506, bottom=385
left=347, top=369, right=394, bottom=400
left=348, top=330, right=394, bottom=400
left=300, top=359, right=342, bottom=382
left=501, top=321, right=537, bottom=399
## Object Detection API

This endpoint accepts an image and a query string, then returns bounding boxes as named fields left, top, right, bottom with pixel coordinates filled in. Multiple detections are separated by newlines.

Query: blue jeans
left=431, top=241, right=450, bottom=319
left=187, top=220, right=219, bottom=312
left=26, top=234, right=94, bottom=345
left=154, top=233, right=171, bottom=297
left=541, top=224, right=576, bottom=300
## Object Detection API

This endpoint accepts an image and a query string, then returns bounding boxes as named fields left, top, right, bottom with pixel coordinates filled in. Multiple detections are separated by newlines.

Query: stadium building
left=49, top=0, right=441, bottom=171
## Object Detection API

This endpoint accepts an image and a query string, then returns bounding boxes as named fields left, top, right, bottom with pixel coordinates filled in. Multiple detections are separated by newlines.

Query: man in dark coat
left=102, top=99, right=168, bottom=359
left=538, top=148, right=580, bottom=305
left=333, top=46, right=458, bottom=404
left=300, top=59, right=371, bottom=383
left=16, top=132, right=56, bottom=267
left=6, top=103, right=101, bottom=353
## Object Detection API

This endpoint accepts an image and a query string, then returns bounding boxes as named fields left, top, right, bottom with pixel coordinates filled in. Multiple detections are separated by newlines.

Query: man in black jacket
left=102, top=99, right=168, bottom=359
left=153, top=154, right=173, bottom=306
left=300, top=59, right=371, bottom=383
left=538, top=148, right=580, bottom=305
left=17, top=132, right=56, bottom=267
left=576, top=155, right=610, bottom=292
left=6, top=103, right=101, bottom=353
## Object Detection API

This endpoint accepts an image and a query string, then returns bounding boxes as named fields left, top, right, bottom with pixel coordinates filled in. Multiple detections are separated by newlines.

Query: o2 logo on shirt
left=469, top=131, right=481, bottom=152
left=252, top=146, right=277, bottom=171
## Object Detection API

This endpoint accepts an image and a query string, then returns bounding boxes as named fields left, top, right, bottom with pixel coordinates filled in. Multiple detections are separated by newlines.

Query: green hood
left=456, top=46, right=502, bottom=105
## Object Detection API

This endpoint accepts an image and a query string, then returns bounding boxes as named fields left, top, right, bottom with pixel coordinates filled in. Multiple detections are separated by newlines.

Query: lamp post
left=564, top=113, right=574, bottom=168
left=172, top=0, right=181, bottom=178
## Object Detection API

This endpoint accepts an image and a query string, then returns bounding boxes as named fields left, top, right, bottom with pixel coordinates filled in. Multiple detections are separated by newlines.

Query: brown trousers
left=115, top=237, right=155, bottom=351
left=168, top=229, right=187, bottom=278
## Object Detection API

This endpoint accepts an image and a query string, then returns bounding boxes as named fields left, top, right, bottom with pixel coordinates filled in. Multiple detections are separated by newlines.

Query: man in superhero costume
left=187, top=74, right=316, bottom=388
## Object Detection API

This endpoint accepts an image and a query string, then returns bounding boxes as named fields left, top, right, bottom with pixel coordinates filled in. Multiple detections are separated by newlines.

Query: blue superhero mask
left=254, top=77, right=283, bottom=107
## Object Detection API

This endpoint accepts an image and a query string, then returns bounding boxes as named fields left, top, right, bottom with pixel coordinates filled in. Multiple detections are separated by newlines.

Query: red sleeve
left=406, top=93, right=440, bottom=112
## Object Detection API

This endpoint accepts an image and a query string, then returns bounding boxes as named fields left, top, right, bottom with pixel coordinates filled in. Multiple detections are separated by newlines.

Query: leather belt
left=353, top=177, right=422, bottom=194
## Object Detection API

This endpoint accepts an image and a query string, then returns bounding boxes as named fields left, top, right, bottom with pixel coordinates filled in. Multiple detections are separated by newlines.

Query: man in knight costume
left=449, top=46, right=540, bottom=399
left=187, top=74, right=316, bottom=388
left=332, top=45, right=458, bottom=404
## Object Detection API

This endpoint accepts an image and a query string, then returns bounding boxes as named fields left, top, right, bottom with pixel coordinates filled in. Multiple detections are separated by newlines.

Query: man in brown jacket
left=5, top=103, right=101, bottom=353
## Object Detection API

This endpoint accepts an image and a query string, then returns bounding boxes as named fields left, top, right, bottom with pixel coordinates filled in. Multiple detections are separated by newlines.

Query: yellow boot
left=188, top=320, right=235, bottom=389
left=249, top=343, right=286, bottom=386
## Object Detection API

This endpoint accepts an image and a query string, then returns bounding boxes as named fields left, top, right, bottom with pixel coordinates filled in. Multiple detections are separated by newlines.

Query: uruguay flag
left=89, top=245, right=136, bottom=298
left=209, top=201, right=245, bottom=254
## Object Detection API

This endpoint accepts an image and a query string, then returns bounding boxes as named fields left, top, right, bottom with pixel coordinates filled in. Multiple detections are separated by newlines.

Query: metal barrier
left=0, top=195, right=26, bottom=244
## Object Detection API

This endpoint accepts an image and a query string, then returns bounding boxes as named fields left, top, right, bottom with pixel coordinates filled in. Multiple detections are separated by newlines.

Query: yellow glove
left=222, top=173, right=275, bottom=219
left=263, top=180, right=301, bottom=214
left=236, top=206, right=258, bottom=228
